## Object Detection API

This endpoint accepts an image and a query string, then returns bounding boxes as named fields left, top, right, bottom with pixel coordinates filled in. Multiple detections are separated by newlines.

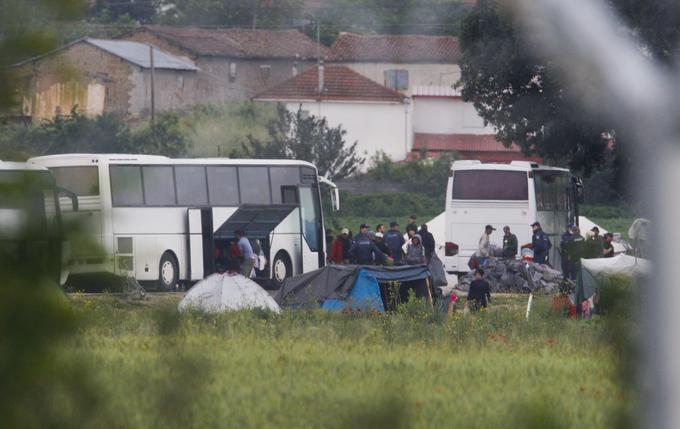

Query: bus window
left=142, top=166, right=176, bottom=206
left=535, top=171, right=570, bottom=211
left=207, top=166, right=239, bottom=206
left=111, top=166, right=143, bottom=206
left=239, top=167, right=271, bottom=204
left=270, top=167, right=301, bottom=204
left=50, top=166, right=99, bottom=196
left=175, top=166, right=208, bottom=206
left=299, top=186, right=321, bottom=251
left=452, top=170, right=528, bottom=200
left=281, top=186, right=298, bottom=204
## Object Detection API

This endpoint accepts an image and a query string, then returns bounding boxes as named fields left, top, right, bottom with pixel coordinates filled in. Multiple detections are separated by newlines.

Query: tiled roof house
left=121, top=26, right=329, bottom=101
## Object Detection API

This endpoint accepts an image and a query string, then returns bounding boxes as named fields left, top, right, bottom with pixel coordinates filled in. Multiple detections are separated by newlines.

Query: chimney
left=318, top=61, right=324, bottom=94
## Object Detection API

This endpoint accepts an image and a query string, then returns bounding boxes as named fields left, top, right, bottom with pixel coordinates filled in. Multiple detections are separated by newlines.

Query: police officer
left=349, top=224, right=385, bottom=265
left=383, top=221, right=406, bottom=264
left=531, top=221, right=552, bottom=265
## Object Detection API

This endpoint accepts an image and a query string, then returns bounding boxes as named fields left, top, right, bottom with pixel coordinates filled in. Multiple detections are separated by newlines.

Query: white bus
left=1, top=161, right=77, bottom=285
left=443, top=160, right=582, bottom=273
left=29, top=154, right=338, bottom=290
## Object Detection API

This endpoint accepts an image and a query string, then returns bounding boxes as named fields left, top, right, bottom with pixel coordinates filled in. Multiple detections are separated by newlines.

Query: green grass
left=59, top=293, right=630, bottom=428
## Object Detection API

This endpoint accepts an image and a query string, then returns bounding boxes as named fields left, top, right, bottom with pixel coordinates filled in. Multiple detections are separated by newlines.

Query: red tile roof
left=413, top=133, right=541, bottom=162
left=254, top=65, right=406, bottom=103
left=329, top=32, right=460, bottom=63
left=132, top=25, right=328, bottom=59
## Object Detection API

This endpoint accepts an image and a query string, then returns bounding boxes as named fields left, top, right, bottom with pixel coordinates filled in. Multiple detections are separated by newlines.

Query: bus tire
left=158, top=251, right=179, bottom=292
left=271, top=251, right=292, bottom=288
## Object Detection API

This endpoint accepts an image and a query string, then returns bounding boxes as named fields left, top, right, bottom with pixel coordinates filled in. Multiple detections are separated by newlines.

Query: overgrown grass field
left=61, top=293, right=629, bottom=428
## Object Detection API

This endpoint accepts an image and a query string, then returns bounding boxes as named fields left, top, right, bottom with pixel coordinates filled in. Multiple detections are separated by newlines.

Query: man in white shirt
left=476, top=225, right=496, bottom=261
left=234, top=230, right=255, bottom=277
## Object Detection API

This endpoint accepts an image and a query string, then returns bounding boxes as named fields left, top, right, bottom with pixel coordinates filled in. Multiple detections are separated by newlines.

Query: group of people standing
left=328, top=215, right=436, bottom=266
left=560, top=225, right=615, bottom=280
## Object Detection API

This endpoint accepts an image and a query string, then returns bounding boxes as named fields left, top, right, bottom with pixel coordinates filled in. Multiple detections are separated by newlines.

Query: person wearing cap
left=502, top=226, right=518, bottom=259
left=384, top=221, right=406, bottom=264
left=467, top=268, right=491, bottom=311
left=349, top=224, right=386, bottom=265
left=329, top=228, right=351, bottom=264
left=405, top=234, right=426, bottom=265
left=476, top=225, right=496, bottom=263
left=531, top=222, right=552, bottom=265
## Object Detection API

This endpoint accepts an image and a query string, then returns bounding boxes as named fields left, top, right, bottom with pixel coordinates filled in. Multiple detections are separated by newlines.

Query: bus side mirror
left=57, top=187, right=79, bottom=212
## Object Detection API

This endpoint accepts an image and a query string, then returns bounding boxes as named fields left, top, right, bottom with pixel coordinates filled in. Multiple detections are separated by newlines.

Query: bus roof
left=28, top=154, right=318, bottom=169
left=450, top=159, right=570, bottom=173
left=0, top=160, right=48, bottom=172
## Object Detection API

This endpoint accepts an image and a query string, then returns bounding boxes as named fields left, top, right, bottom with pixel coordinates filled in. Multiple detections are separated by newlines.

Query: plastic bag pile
left=457, top=259, right=563, bottom=294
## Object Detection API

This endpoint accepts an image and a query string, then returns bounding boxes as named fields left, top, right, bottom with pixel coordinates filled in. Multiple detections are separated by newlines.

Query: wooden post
left=425, top=277, right=433, bottom=308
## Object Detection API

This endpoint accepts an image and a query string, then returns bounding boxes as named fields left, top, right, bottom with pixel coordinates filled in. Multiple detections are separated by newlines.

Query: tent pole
left=425, top=277, right=433, bottom=308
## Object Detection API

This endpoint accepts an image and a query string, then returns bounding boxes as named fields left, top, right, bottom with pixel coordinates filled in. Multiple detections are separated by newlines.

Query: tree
left=307, top=0, right=473, bottom=46
left=457, top=0, right=680, bottom=200
left=240, top=104, right=365, bottom=180
left=0, top=109, right=191, bottom=159
left=89, top=0, right=160, bottom=23
left=159, top=0, right=303, bottom=28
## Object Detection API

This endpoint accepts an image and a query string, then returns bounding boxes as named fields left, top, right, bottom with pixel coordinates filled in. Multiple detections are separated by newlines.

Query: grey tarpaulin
left=274, top=264, right=431, bottom=307
left=457, top=259, right=563, bottom=294
left=428, top=254, right=448, bottom=287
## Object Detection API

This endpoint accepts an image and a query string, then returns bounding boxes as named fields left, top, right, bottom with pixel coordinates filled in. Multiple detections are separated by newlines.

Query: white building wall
left=412, top=97, right=495, bottom=135
left=342, top=62, right=460, bottom=96
left=284, top=100, right=412, bottom=164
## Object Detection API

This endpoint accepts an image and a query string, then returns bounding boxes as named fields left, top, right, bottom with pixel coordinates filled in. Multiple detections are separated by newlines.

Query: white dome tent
left=178, top=273, right=281, bottom=314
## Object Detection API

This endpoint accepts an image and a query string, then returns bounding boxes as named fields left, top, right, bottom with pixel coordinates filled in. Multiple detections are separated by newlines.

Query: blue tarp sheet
left=275, top=264, right=431, bottom=309
left=321, top=269, right=385, bottom=313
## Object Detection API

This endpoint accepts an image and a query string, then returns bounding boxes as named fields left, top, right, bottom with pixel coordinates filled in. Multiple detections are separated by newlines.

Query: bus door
left=298, top=185, right=324, bottom=273
left=187, top=208, right=214, bottom=280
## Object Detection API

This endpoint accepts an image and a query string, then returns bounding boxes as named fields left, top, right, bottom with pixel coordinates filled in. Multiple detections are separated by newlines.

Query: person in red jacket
left=329, top=228, right=351, bottom=264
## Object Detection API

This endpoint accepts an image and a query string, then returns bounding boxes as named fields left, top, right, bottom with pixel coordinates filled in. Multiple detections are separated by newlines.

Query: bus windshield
left=452, top=170, right=529, bottom=200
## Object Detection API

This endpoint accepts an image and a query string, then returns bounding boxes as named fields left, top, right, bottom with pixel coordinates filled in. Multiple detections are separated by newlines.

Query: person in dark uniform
left=467, top=268, right=491, bottom=311
left=349, top=224, right=385, bottom=265
left=531, top=222, right=552, bottom=265
left=418, top=224, right=436, bottom=262
left=384, top=221, right=406, bottom=264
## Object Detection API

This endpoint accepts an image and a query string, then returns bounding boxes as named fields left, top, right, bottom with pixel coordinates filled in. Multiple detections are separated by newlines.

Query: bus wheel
left=158, top=252, right=179, bottom=292
left=271, top=251, right=292, bottom=288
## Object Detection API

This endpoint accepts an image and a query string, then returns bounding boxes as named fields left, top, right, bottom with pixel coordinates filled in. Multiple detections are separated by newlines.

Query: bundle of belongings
left=457, top=259, right=564, bottom=294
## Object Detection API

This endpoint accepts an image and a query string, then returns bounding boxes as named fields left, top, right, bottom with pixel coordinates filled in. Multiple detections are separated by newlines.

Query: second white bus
left=29, top=154, right=338, bottom=290
left=443, top=160, right=582, bottom=273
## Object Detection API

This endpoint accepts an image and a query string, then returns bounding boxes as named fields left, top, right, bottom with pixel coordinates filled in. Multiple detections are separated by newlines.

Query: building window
left=384, top=69, right=409, bottom=91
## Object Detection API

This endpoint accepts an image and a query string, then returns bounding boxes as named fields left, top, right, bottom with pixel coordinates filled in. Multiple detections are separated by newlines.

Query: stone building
left=16, top=38, right=199, bottom=121
left=121, top=25, right=328, bottom=102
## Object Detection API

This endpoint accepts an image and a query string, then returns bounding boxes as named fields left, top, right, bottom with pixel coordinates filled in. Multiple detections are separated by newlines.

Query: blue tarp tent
left=274, top=265, right=432, bottom=313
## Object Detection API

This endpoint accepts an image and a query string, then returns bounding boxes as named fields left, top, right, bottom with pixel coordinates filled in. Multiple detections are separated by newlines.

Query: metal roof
left=86, top=38, right=198, bottom=71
